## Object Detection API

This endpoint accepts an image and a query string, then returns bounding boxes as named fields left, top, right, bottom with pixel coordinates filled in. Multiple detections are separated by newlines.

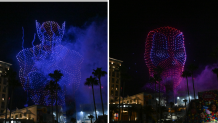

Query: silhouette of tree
left=85, top=76, right=98, bottom=121
left=45, top=80, right=61, bottom=123
left=187, top=64, right=198, bottom=100
left=3, top=68, right=21, bottom=120
left=49, top=70, right=63, bottom=122
left=181, top=70, right=191, bottom=103
left=170, top=102, right=174, bottom=121
left=88, top=115, right=94, bottom=123
left=212, top=68, right=218, bottom=82
left=70, top=118, right=76, bottom=123
left=92, top=68, right=107, bottom=117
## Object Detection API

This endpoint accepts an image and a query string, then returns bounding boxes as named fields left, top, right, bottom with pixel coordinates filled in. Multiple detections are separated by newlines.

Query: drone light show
left=16, top=21, right=83, bottom=106
left=144, top=26, right=186, bottom=102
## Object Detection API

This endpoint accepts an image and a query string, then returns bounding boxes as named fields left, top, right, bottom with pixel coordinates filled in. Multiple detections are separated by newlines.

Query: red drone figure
left=144, top=26, right=186, bottom=102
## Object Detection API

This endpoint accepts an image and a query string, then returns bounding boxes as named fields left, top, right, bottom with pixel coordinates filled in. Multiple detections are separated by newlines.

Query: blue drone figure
left=16, top=21, right=83, bottom=106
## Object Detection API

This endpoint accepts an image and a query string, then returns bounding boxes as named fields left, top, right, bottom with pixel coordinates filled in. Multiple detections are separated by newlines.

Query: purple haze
left=62, top=18, right=107, bottom=111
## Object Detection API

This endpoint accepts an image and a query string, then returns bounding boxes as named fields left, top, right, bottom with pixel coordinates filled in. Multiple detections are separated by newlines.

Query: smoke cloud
left=177, top=64, right=218, bottom=97
left=62, top=18, right=107, bottom=112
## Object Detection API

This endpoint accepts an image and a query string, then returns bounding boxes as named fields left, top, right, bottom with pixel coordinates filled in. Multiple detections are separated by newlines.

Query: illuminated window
left=112, top=66, right=115, bottom=68
left=2, top=98, right=4, bottom=101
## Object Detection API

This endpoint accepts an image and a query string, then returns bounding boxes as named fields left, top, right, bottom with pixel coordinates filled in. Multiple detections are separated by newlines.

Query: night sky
left=0, top=2, right=107, bottom=109
left=109, top=1, right=218, bottom=96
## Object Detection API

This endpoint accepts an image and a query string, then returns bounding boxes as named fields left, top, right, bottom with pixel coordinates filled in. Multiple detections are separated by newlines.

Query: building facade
left=0, top=61, right=11, bottom=114
left=0, top=105, right=66, bottom=123
left=109, top=58, right=123, bottom=103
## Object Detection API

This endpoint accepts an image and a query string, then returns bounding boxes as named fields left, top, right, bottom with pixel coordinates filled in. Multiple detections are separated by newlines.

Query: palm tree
left=149, top=76, right=158, bottom=122
left=143, top=105, right=155, bottom=123
left=49, top=70, right=63, bottom=123
left=181, top=70, right=191, bottom=103
left=70, top=118, right=76, bottom=123
left=160, top=106, right=166, bottom=122
left=153, top=66, right=163, bottom=123
left=85, top=76, right=98, bottom=121
left=115, top=64, right=131, bottom=123
left=212, top=68, right=218, bottom=82
left=88, top=115, right=94, bottom=123
left=187, top=64, right=198, bottom=100
left=45, top=80, right=61, bottom=123
left=3, top=68, right=21, bottom=120
left=170, top=102, right=174, bottom=121
left=92, top=68, right=107, bottom=117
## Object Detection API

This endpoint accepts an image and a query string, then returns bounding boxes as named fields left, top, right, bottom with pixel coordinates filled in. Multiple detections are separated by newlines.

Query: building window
left=112, top=78, right=115, bottom=83
left=1, top=110, right=3, bottom=113
left=116, top=79, right=119, bottom=84
left=111, top=90, right=114, bottom=94
left=3, top=87, right=6, bottom=92
left=116, top=85, right=118, bottom=90
left=112, top=72, right=115, bottom=77
left=116, top=71, right=119, bottom=78
left=3, top=79, right=6, bottom=85
left=1, top=102, right=4, bottom=108
left=115, top=91, right=118, bottom=96
left=111, top=84, right=114, bottom=88
left=24, top=113, right=26, bottom=117
left=12, top=116, right=13, bottom=118
left=15, top=115, right=18, bottom=118
left=20, top=114, right=22, bottom=118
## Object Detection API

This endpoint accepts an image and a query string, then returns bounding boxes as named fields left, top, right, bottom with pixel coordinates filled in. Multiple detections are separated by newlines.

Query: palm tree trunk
left=92, top=84, right=97, bottom=120
left=99, top=77, right=104, bottom=117
left=121, top=80, right=124, bottom=123
left=119, top=92, right=120, bottom=122
left=5, top=86, right=8, bottom=120
left=51, top=94, right=54, bottom=123
left=186, top=77, right=191, bottom=103
left=192, top=74, right=196, bottom=100
left=155, top=83, right=158, bottom=123
left=55, top=81, right=58, bottom=123
left=158, top=82, right=161, bottom=123
left=10, top=89, right=14, bottom=121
